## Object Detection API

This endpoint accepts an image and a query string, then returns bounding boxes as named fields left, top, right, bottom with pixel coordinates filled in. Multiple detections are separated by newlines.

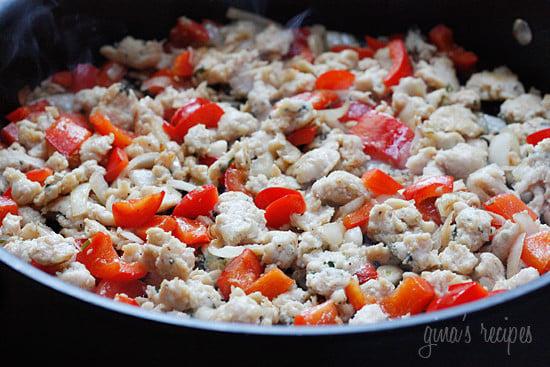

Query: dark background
left=1, top=0, right=549, bottom=365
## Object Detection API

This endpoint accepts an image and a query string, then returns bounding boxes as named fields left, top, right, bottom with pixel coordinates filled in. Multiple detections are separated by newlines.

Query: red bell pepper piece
left=526, top=128, right=550, bottom=146
left=198, top=155, right=218, bottom=167
left=216, top=249, right=263, bottom=299
left=58, top=111, right=90, bottom=130
left=365, top=36, right=388, bottom=51
left=286, top=125, right=317, bottom=147
left=264, top=192, right=306, bottom=228
left=45, top=116, right=92, bottom=156
left=25, top=168, right=53, bottom=186
left=104, top=147, right=129, bottom=183
left=172, top=50, right=194, bottom=78
left=0, top=196, right=18, bottom=222
left=483, top=193, right=538, bottom=221
left=361, top=168, right=403, bottom=196
left=286, top=28, right=314, bottom=62
left=415, top=197, right=443, bottom=225
left=343, top=201, right=374, bottom=230
left=163, top=98, right=224, bottom=143
left=51, top=70, right=74, bottom=89
left=30, top=260, right=61, bottom=275
left=315, top=69, right=355, bottom=90
left=383, top=39, right=413, bottom=88
left=402, top=175, right=454, bottom=203
left=223, top=165, right=249, bottom=194
left=521, top=231, right=550, bottom=274
left=134, top=215, right=178, bottom=241
left=254, top=187, right=303, bottom=210
left=112, top=191, right=165, bottom=228
left=97, top=61, right=127, bottom=87
left=293, top=90, right=340, bottom=110
left=6, top=99, right=49, bottom=122
left=172, top=184, right=219, bottom=218
left=89, top=111, right=133, bottom=148
left=142, top=69, right=176, bottom=95
left=345, top=278, right=375, bottom=311
left=246, top=267, right=294, bottom=300
left=427, top=281, right=488, bottom=312
left=169, top=16, right=209, bottom=47
left=95, top=279, right=146, bottom=299
left=173, top=217, right=211, bottom=248
left=428, top=24, right=454, bottom=51
left=330, top=44, right=375, bottom=59
left=1, top=122, right=19, bottom=145
left=428, top=24, right=478, bottom=71
left=338, top=101, right=373, bottom=123
left=76, top=232, right=147, bottom=281
left=71, top=63, right=99, bottom=92
left=381, top=276, right=435, bottom=318
left=294, top=300, right=339, bottom=326
left=354, top=262, right=378, bottom=284
left=348, top=110, right=414, bottom=168
left=114, top=294, right=139, bottom=306
left=448, top=48, right=478, bottom=71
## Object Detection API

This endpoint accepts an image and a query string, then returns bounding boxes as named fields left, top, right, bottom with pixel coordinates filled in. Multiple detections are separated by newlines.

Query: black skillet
left=0, top=0, right=549, bottom=365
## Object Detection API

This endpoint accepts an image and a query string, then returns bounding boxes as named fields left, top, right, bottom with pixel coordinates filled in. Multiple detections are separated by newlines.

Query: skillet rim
left=1, top=247, right=548, bottom=336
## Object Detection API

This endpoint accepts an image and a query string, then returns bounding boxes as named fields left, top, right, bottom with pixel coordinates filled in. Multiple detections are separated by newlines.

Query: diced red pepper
left=428, top=24, right=478, bottom=71
left=254, top=187, right=303, bottom=210
left=428, top=24, right=454, bottom=51
left=402, top=175, right=454, bottom=203
left=97, top=61, right=127, bottom=87
left=286, top=28, right=314, bottom=62
left=264, top=192, right=306, bottom=228
left=315, top=69, right=355, bottom=90
left=293, top=90, right=340, bottom=110
left=58, top=111, right=90, bottom=130
left=198, top=155, right=218, bottom=166
left=71, top=63, right=99, bottom=92
left=521, top=231, right=550, bottom=274
left=383, top=39, right=413, bottom=88
left=223, top=165, right=249, bottom=194
left=89, top=111, right=133, bottom=148
left=142, top=69, right=176, bottom=95
left=427, top=281, right=488, bottom=312
left=354, top=262, right=378, bottom=284
left=45, top=116, right=92, bottom=156
left=216, top=249, right=263, bottom=299
left=246, top=267, right=294, bottom=300
left=6, top=100, right=49, bottom=122
left=330, top=44, right=375, bottom=59
left=526, top=128, right=550, bottom=146
left=172, top=184, right=219, bottom=218
left=381, top=276, right=435, bottom=318
left=415, top=197, right=443, bottom=225
left=0, top=196, right=18, bottom=222
left=338, top=101, right=373, bottom=123
left=104, top=147, right=129, bottom=183
left=169, top=16, right=209, bottom=47
left=163, top=98, right=224, bottom=143
left=51, top=70, right=74, bottom=89
left=488, top=289, right=506, bottom=296
left=3, top=187, right=13, bottom=199
left=95, top=279, right=147, bottom=299
left=343, top=201, right=374, bottom=230
left=76, top=232, right=147, bottom=281
left=172, top=50, right=194, bottom=78
left=348, top=110, right=414, bottom=168
left=294, top=300, right=339, bottom=326
left=361, top=168, right=403, bottom=196
left=286, top=125, right=317, bottom=146
left=114, top=294, right=139, bottom=306
left=345, top=278, right=375, bottom=311
left=448, top=48, right=478, bottom=71
left=30, top=260, right=61, bottom=275
left=134, top=215, right=178, bottom=241
left=1, top=122, right=19, bottom=145
left=173, top=217, right=211, bottom=248
left=25, top=168, right=53, bottom=186
left=484, top=193, right=538, bottom=221
left=365, top=36, right=388, bottom=51
left=112, top=191, right=165, bottom=228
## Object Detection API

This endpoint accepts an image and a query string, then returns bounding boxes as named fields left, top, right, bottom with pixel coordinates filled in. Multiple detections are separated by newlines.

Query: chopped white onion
left=335, top=195, right=365, bottom=219
left=343, top=227, right=363, bottom=246
left=507, top=232, right=526, bottom=278
left=127, top=152, right=160, bottom=171
left=226, top=7, right=278, bottom=27
left=117, top=228, right=144, bottom=244
left=316, top=101, right=349, bottom=130
left=89, top=171, right=108, bottom=204
left=70, top=183, right=91, bottom=218
left=438, top=213, right=454, bottom=249
left=316, top=222, right=345, bottom=249
left=167, top=179, right=196, bottom=192
left=512, top=212, right=540, bottom=235
left=207, top=244, right=264, bottom=259
left=489, top=132, right=519, bottom=167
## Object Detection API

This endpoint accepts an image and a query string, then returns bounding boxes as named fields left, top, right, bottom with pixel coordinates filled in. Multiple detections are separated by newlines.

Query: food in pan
left=1, top=10, right=549, bottom=326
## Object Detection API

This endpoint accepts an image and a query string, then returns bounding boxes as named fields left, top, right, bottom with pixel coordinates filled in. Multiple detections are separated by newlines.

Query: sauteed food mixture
left=1, top=12, right=549, bottom=325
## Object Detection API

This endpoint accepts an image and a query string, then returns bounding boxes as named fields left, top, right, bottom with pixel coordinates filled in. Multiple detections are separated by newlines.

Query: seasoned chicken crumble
left=1, top=12, right=548, bottom=326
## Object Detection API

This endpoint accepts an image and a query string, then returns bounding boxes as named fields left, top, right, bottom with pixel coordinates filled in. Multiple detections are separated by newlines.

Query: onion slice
left=207, top=244, right=264, bottom=259
left=117, top=228, right=144, bottom=244
left=70, top=183, right=91, bottom=218
left=512, top=211, right=540, bottom=235
left=507, top=232, right=526, bottom=279
left=166, top=179, right=197, bottom=192
left=127, top=152, right=160, bottom=171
